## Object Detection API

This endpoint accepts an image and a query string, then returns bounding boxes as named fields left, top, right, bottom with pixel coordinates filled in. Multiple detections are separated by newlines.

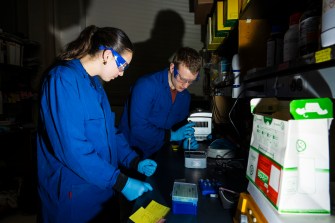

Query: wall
left=25, top=0, right=207, bottom=122
left=84, top=0, right=205, bottom=107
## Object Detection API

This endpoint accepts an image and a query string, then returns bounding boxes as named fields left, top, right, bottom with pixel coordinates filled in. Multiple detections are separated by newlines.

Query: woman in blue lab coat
left=36, top=25, right=157, bottom=223
left=119, top=47, right=202, bottom=158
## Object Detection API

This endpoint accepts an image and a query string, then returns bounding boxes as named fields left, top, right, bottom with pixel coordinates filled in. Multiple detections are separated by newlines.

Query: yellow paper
left=315, top=48, right=332, bottom=63
left=145, top=200, right=170, bottom=219
left=129, top=207, right=159, bottom=223
left=129, top=200, right=170, bottom=223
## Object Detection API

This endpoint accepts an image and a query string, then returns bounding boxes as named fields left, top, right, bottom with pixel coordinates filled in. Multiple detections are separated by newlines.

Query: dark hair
left=58, top=25, right=134, bottom=60
left=172, top=47, right=202, bottom=74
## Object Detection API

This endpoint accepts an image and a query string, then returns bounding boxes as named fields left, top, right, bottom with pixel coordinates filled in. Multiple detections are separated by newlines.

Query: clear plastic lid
left=172, top=182, right=198, bottom=204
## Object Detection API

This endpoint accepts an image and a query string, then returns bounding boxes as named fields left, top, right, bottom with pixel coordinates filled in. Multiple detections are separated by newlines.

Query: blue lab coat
left=36, top=59, right=138, bottom=223
left=118, top=68, right=191, bottom=158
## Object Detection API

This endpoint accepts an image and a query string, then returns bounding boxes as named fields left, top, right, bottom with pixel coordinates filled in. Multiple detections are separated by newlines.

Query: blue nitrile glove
left=138, top=159, right=157, bottom=176
left=170, top=122, right=196, bottom=141
left=183, top=136, right=199, bottom=150
left=121, top=177, right=153, bottom=201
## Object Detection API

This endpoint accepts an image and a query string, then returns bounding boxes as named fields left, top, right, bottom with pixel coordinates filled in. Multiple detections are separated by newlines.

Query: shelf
left=194, top=0, right=214, bottom=25
left=243, top=45, right=335, bottom=82
left=240, top=0, right=304, bottom=20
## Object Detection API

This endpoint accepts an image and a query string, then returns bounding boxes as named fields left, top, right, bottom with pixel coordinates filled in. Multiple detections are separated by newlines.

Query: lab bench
left=129, top=142, right=248, bottom=223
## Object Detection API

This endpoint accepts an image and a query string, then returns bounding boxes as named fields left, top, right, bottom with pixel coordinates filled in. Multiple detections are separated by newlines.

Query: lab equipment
left=184, top=151, right=207, bottom=169
left=198, top=178, right=223, bottom=195
left=218, top=187, right=239, bottom=209
left=207, top=138, right=237, bottom=159
left=172, top=182, right=198, bottom=215
left=187, top=109, right=212, bottom=141
left=232, top=54, right=241, bottom=98
left=182, top=136, right=198, bottom=150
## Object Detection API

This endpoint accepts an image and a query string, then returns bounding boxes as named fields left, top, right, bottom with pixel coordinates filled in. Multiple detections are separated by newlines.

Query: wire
left=228, top=88, right=246, bottom=139
left=211, top=95, right=227, bottom=124
left=213, top=156, right=245, bottom=173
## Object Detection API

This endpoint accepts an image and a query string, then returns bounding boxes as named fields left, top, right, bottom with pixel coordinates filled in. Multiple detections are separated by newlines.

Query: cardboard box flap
left=250, top=98, right=279, bottom=114
left=251, top=98, right=333, bottom=121
left=250, top=98, right=291, bottom=120
left=290, top=98, right=333, bottom=120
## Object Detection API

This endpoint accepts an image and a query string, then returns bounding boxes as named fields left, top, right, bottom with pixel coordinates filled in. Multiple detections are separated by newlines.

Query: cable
left=211, top=95, right=227, bottom=124
left=228, top=87, right=246, bottom=139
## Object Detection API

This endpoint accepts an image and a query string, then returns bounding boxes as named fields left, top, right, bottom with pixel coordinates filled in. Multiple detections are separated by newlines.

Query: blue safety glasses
left=99, top=46, right=129, bottom=72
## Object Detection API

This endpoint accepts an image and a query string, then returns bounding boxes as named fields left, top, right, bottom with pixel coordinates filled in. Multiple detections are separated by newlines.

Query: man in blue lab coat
left=119, top=47, right=202, bottom=158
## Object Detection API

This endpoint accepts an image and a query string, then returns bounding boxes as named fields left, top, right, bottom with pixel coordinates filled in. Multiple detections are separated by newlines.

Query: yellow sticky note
left=145, top=200, right=170, bottom=219
left=129, top=200, right=170, bottom=223
left=315, top=48, right=332, bottom=63
left=129, top=207, right=159, bottom=223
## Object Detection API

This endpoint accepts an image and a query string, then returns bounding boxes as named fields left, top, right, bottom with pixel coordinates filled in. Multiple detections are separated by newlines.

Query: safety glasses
left=99, top=46, right=129, bottom=72
left=173, top=67, right=199, bottom=85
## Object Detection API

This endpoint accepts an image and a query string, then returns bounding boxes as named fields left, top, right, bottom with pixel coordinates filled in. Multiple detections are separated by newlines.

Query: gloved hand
left=121, top=177, right=153, bottom=201
left=183, top=136, right=199, bottom=150
left=170, top=122, right=196, bottom=141
left=138, top=159, right=157, bottom=176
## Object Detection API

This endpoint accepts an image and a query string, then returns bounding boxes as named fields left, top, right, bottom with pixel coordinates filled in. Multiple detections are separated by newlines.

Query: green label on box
left=257, top=169, right=268, bottom=184
left=290, top=98, right=333, bottom=120
left=263, top=116, right=273, bottom=125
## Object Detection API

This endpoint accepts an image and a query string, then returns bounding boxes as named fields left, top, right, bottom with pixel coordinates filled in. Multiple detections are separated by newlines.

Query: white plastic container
left=231, top=54, right=241, bottom=98
left=299, top=1, right=322, bottom=56
left=184, top=151, right=207, bottom=169
left=321, top=0, right=335, bottom=47
left=283, top=13, right=301, bottom=62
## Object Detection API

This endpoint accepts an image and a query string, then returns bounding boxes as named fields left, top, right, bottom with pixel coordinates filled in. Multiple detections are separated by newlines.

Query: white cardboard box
left=246, top=98, right=333, bottom=215
left=247, top=182, right=335, bottom=222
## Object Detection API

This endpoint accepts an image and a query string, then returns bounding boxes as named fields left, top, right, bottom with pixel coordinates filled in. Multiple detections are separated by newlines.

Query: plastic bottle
left=299, top=0, right=322, bottom=56
left=219, top=57, right=228, bottom=82
left=231, top=54, right=241, bottom=98
left=321, top=0, right=335, bottom=47
left=283, top=12, right=301, bottom=62
left=266, top=25, right=284, bottom=67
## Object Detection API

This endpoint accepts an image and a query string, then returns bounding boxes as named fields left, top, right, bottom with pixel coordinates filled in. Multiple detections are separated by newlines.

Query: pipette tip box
left=172, top=182, right=198, bottom=215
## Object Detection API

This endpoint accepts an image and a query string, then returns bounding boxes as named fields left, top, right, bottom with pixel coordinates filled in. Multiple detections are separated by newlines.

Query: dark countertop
left=130, top=142, right=248, bottom=223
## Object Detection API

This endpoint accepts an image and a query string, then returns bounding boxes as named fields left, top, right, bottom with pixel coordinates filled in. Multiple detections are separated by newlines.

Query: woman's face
left=99, top=50, right=133, bottom=82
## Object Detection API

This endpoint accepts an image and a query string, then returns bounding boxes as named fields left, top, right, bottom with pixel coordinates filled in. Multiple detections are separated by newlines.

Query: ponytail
left=57, top=25, right=133, bottom=61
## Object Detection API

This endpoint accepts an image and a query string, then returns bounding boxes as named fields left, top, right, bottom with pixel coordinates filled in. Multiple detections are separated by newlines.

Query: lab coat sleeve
left=115, top=130, right=140, bottom=169
left=42, top=67, right=121, bottom=190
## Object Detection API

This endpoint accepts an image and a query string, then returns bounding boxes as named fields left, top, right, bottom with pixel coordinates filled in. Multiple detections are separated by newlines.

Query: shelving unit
left=192, top=0, right=335, bottom=220
left=0, top=32, right=39, bottom=126
left=0, top=32, right=39, bottom=215
left=193, top=0, right=335, bottom=98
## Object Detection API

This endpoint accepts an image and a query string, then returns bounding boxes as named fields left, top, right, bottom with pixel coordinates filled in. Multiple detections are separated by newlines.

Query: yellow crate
left=233, top=193, right=268, bottom=223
